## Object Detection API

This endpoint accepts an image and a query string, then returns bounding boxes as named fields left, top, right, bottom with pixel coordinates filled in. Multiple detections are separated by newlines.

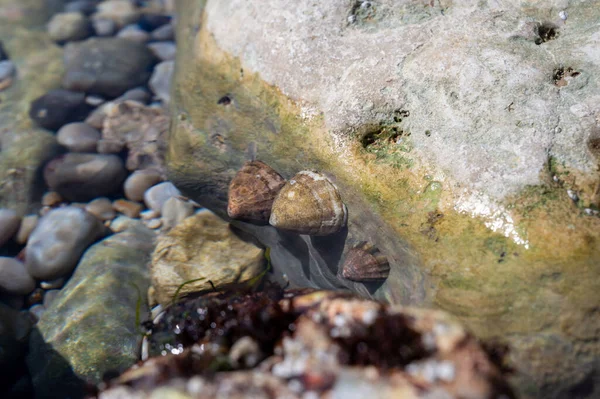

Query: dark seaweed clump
left=333, top=313, right=430, bottom=368
left=148, top=286, right=297, bottom=361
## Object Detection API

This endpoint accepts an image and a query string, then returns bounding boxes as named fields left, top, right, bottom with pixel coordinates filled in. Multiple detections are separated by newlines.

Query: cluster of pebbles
left=0, top=0, right=185, bottom=321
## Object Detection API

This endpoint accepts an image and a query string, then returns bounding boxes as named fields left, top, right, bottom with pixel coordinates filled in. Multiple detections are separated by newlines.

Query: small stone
left=150, top=23, right=174, bottom=41
left=26, top=288, right=45, bottom=307
left=56, top=122, right=101, bottom=153
left=29, top=89, right=92, bottom=131
left=137, top=14, right=171, bottom=31
left=85, top=95, right=105, bottom=106
left=147, top=41, right=175, bottom=61
left=161, top=197, right=194, bottom=230
left=47, top=12, right=93, bottom=44
left=0, top=41, right=9, bottom=61
left=92, top=0, right=140, bottom=28
left=118, top=87, right=150, bottom=103
left=140, top=209, right=159, bottom=220
left=86, top=198, right=117, bottom=221
left=39, top=278, right=65, bottom=290
left=96, top=139, right=125, bottom=154
left=0, top=293, right=24, bottom=309
left=113, top=199, right=143, bottom=218
left=15, top=215, right=39, bottom=245
left=124, top=169, right=162, bottom=202
left=65, top=0, right=99, bottom=16
left=0, top=60, right=16, bottom=81
left=92, top=18, right=117, bottom=36
left=145, top=218, right=162, bottom=229
left=144, top=181, right=181, bottom=214
left=0, top=209, right=21, bottom=247
left=85, top=105, right=108, bottom=129
left=43, top=289, right=61, bottom=308
left=102, top=101, right=168, bottom=171
left=63, top=38, right=157, bottom=98
left=29, top=304, right=45, bottom=321
left=44, top=153, right=127, bottom=202
left=25, top=207, right=106, bottom=280
left=41, top=192, right=63, bottom=207
left=0, top=77, right=12, bottom=91
left=148, top=60, right=173, bottom=104
left=117, top=25, right=150, bottom=42
left=0, top=257, right=35, bottom=295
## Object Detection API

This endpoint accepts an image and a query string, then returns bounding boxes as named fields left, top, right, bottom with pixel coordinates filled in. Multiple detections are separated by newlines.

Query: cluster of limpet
left=227, top=161, right=390, bottom=282
left=227, top=161, right=347, bottom=236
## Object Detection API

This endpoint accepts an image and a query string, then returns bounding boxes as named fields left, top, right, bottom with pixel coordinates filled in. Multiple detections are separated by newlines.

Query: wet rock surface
left=27, top=218, right=154, bottom=397
left=151, top=210, right=265, bottom=307
left=101, top=100, right=169, bottom=172
left=56, top=122, right=101, bottom=153
left=25, top=207, right=106, bottom=280
left=44, top=153, right=127, bottom=201
left=0, top=208, right=20, bottom=247
left=47, top=11, right=93, bottom=44
left=29, top=89, right=92, bottom=131
left=148, top=59, right=173, bottom=104
left=62, top=37, right=156, bottom=97
left=96, top=289, right=514, bottom=398
left=143, top=181, right=180, bottom=213
left=0, top=257, right=35, bottom=295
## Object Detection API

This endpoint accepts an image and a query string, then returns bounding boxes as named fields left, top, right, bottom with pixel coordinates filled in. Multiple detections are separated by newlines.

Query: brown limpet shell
left=341, top=242, right=390, bottom=282
left=269, top=171, right=347, bottom=236
left=227, top=160, right=286, bottom=224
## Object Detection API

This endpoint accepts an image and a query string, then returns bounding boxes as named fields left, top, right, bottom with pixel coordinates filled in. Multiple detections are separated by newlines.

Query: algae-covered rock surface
left=167, top=1, right=600, bottom=397
left=0, top=0, right=65, bottom=215
left=27, top=218, right=154, bottom=398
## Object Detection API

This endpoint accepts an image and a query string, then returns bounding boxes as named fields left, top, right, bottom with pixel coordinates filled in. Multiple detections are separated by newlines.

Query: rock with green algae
left=167, top=1, right=600, bottom=398
left=0, top=0, right=66, bottom=215
left=150, top=209, right=265, bottom=307
left=26, top=218, right=155, bottom=399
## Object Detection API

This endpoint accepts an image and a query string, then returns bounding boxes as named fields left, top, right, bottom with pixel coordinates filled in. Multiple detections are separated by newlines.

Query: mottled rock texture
left=167, top=1, right=600, bottom=398
left=0, top=0, right=64, bottom=215
left=27, top=218, right=154, bottom=398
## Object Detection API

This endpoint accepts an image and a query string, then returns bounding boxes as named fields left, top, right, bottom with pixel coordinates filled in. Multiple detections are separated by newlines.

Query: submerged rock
left=43, top=153, right=127, bottom=201
left=29, top=89, right=92, bottom=131
left=27, top=218, right=154, bottom=397
left=101, top=101, right=169, bottom=172
left=25, top=207, right=106, bottom=280
left=47, top=12, right=93, bottom=44
left=62, top=37, right=156, bottom=97
left=150, top=210, right=264, bottom=307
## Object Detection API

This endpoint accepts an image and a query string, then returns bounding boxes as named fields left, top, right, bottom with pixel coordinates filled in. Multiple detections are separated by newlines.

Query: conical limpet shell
left=227, top=160, right=286, bottom=224
left=269, top=170, right=347, bottom=236
left=341, top=242, right=390, bottom=282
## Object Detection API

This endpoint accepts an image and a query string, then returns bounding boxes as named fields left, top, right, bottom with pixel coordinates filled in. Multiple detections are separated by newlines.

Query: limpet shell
left=269, top=171, right=347, bottom=235
left=341, top=241, right=390, bottom=282
left=227, top=160, right=286, bottom=224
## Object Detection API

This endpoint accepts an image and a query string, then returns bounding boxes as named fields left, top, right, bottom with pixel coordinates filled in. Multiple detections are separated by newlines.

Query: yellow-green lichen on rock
left=168, top=1, right=600, bottom=398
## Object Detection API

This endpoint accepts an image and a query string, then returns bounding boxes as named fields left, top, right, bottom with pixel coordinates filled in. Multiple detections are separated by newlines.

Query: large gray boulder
left=167, top=1, right=600, bottom=398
